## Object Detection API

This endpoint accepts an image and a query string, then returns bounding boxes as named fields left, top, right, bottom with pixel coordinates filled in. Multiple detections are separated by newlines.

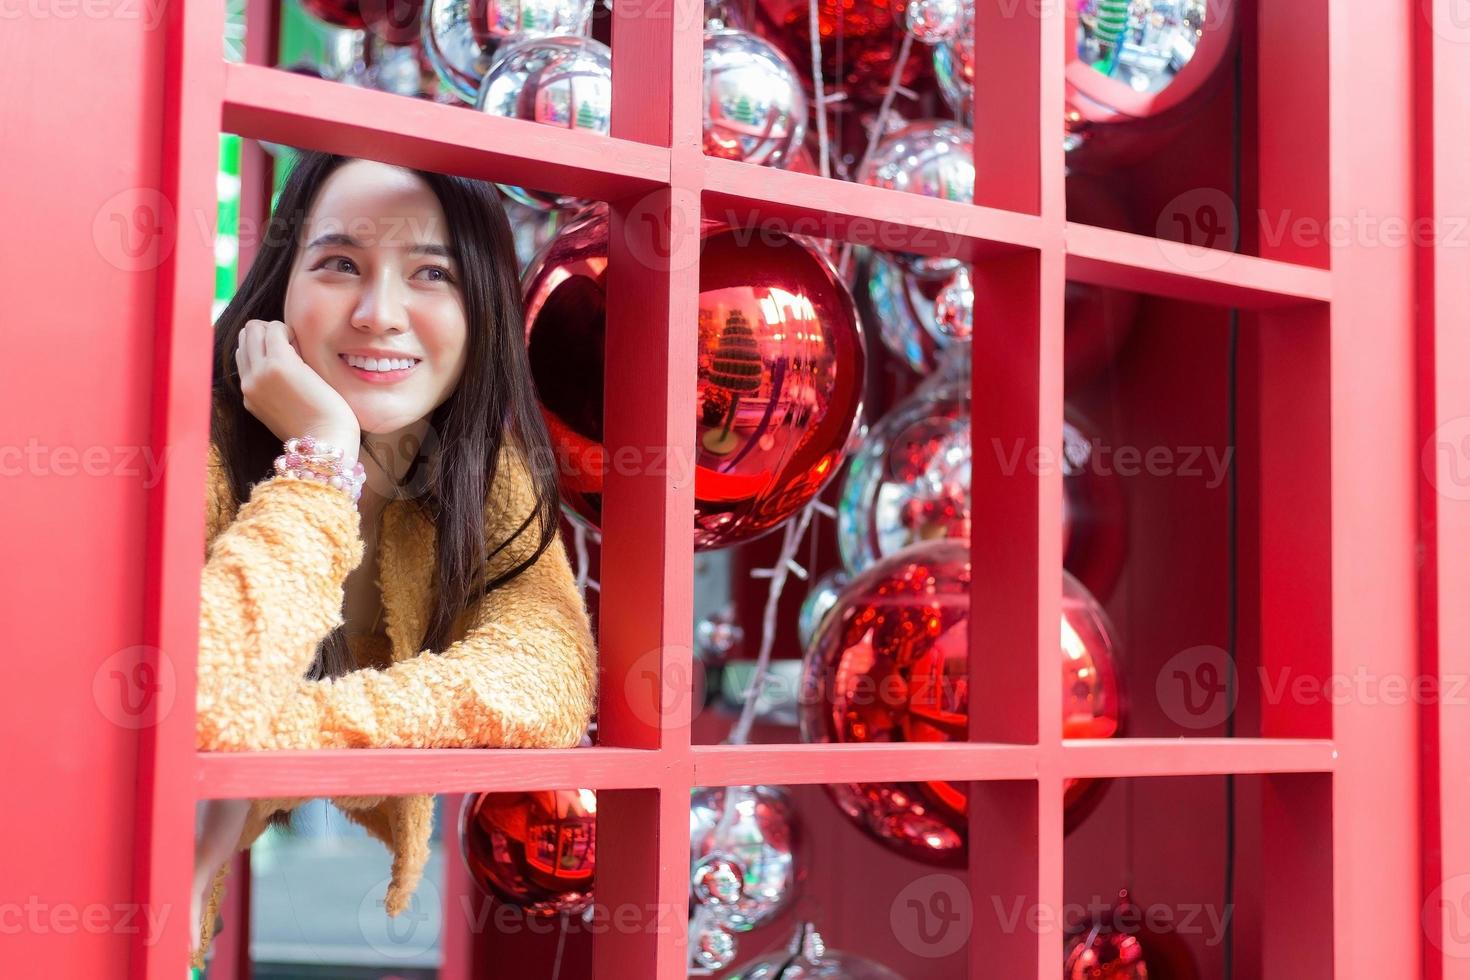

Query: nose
left=351, top=266, right=410, bottom=335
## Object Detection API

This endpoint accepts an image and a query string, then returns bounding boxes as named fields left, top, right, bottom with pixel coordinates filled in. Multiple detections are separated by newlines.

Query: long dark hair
left=211, top=149, right=562, bottom=689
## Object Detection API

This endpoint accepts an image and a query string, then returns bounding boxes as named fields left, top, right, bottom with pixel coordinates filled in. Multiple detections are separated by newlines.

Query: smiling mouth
left=339, top=354, right=422, bottom=381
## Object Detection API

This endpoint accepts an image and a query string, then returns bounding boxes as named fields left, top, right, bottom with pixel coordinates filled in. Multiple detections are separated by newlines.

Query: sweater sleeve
left=195, top=447, right=365, bottom=752
left=221, top=441, right=599, bottom=751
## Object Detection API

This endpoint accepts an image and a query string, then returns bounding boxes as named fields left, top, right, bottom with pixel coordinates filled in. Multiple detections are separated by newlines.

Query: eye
left=315, top=256, right=358, bottom=275
left=416, top=265, right=455, bottom=283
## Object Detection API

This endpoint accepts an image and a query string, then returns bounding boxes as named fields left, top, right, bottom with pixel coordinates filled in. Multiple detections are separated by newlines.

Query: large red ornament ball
left=798, top=539, right=1123, bottom=865
left=460, top=789, right=597, bottom=916
left=300, top=0, right=368, bottom=29
left=522, top=202, right=866, bottom=549
left=750, top=0, right=931, bottom=109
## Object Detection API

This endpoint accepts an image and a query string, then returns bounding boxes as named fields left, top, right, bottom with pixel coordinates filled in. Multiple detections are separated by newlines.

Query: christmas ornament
left=475, top=35, right=612, bottom=210
left=903, top=0, right=963, bottom=44
left=339, top=35, right=439, bottom=97
left=931, top=264, right=972, bottom=343
left=471, top=0, right=594, bottom=45
left=931, top=4, right=973, bottom=121
left=1065, top=924, right=1149, bottom=979
left=697, top=608, right=746, bottom=667
left=521, top=202, right=865, bottom=549
left=728, top=922, right=907, bottom=979
left=691, top=907, right=739, bottom=971
left=423, top=0, right=501, bottom=101
left=460, top=789, right=596, bottom=915
left=704, top=24, right=809, bottom=168
left=797, top=568, right=850, bottom=650
left=856, top=121, right=973, bottom=278
left=1067, top=0, right=1237, bottom=159
left=799, top=540, right=1123, bottom=864
left=301, top=0, right=367, bottom=29
left=750, top=0, right=930, bottom=109
left=689, top=784, right=800, bottom=932
left=362, top=0, right=426, bottom=44
left=1063, top=890, right=1200, bottom=979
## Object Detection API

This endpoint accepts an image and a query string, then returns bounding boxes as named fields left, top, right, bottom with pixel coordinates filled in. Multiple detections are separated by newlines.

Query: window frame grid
left=131, top=0, right=1425, bottom=977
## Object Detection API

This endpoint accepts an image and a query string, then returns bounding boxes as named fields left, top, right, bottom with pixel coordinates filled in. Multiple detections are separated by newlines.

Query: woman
left=188, top=150, right=598, bottom=971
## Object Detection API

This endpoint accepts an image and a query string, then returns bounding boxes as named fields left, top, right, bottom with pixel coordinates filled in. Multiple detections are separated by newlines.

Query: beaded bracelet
left=272, top=434, right=367, bottom=504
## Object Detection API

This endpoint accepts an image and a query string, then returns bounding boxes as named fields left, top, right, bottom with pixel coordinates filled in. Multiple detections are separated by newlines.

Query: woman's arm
left=199, top=439, right=597, bottom=751
left=195, top=444, right=364, bottom=751
left=255, top=529, right=597, bottom=750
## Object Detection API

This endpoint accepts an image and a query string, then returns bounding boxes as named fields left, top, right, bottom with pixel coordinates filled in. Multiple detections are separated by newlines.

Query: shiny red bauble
left=749, top=0, right=930, bottom=109
left=522, top=202, right=865, bottom=549
left=460, top=789, right=597, bottom=916
left=300, top=0, right=367, bottom=29
left=799, top=539, right=1123, bottom=865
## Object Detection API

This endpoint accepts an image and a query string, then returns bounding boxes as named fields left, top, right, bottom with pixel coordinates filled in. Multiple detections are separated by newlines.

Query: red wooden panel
left=131, top=1, right=227, bottom=978
left=1415, top=0, right=1470, bottom=975
left=0, top=0, right=1411, bottom=976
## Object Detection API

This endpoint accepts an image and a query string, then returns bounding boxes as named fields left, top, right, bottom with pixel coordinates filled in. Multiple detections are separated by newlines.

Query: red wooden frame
left=0, top=0, right=1420, bottom=977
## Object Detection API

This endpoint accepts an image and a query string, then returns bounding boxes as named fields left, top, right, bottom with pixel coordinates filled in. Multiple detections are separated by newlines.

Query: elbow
left=496, top=642, right=597, bottom=750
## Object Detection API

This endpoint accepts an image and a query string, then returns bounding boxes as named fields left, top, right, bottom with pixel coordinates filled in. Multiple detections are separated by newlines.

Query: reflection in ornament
left=1077, top=0, right=1206, bottom=94
left=1067, top=0, right=1236, bottom=156
left=472, top=0, right=594, bottom=43
left=691, top=908, right=739, bottom=971
left=689, top=785, right=800, bottom=932
left=521, top=202, right=865, bottom=549
left=704, top=25, right=809, bottom=168
left=799, top=540, right=1122, bottom=864
left=475, top=35, right=612, bottom=210
left=857, top=121, right=973, bottom=278
left=728, top=921, right=906, bottom=979
left=460, top=789, right=597, bottom=915
left=798, top=568, right=850, bottom=650
left=703, top=309, right=765, bottom=455
left=931, top=265, right=972, bottom=342
left=750, top=0, right=929, bottom=109
left=932, top=4, right=974, bottom=121
left=424, top=0, right=501, bottom=101
left=903, top=0, right=963, bottom=44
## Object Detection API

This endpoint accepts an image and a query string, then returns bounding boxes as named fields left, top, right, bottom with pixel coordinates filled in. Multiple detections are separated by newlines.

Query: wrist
left=273, top=433, right=367, bottom=503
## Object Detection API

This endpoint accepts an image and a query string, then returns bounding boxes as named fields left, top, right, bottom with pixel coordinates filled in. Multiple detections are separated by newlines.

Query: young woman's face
left=284, top=159, right=468, bottom=436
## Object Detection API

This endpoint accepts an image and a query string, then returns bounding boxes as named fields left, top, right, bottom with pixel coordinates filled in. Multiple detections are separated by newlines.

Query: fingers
left=263, top=319, right=292, bottom=362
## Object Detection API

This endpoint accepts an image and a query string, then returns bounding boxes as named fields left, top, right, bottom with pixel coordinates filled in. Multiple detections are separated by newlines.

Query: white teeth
left=344, top=354, right=417, bottom=372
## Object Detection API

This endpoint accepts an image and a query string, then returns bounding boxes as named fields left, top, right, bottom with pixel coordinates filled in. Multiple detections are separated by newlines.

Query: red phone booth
left=3, top=0, right=1467, bottom=977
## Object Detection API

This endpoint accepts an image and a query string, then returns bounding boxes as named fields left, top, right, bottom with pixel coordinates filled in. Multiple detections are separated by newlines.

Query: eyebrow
left=305, top=232, right=453, bottom=259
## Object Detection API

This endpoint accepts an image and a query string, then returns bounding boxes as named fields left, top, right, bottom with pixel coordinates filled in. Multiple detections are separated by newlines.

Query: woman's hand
left=236, top=319, right=360, bottom=467
left=191, top=799, right=252, bottom=962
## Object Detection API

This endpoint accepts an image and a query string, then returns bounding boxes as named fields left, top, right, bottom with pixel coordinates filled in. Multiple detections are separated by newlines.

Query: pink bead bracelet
left=272, top=434, right=367, bottom=503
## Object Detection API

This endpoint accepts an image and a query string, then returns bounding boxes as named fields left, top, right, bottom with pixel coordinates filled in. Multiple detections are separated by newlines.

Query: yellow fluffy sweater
left=191, top=437, right=598, bottom=970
